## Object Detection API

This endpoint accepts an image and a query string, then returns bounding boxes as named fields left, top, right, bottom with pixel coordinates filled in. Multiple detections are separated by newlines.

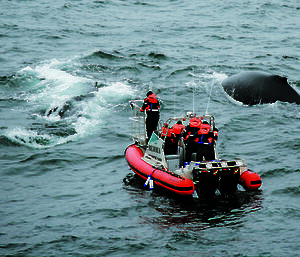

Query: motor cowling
left=240, top=170, right=262, bottom=190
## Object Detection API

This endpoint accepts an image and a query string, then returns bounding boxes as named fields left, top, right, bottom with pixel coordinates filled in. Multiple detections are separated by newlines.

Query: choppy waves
left=1, top=0, right=300, bottom=256
left=0, top=57, right=136, bottom=148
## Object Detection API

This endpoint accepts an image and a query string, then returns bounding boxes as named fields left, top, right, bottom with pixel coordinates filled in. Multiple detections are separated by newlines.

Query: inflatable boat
left=125, top=100, right=262, bottom=197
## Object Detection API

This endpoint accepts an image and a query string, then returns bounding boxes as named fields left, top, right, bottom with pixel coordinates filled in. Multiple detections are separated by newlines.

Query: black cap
left=146, top=90, right=153, bottom=97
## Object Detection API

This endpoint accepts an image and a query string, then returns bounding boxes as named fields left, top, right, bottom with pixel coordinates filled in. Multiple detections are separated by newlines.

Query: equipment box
left=166, top=155, right=180, bottom=171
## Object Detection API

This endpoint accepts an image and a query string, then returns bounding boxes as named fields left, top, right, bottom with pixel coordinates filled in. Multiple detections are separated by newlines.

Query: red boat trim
left=126, top=159, right=194, bottom=192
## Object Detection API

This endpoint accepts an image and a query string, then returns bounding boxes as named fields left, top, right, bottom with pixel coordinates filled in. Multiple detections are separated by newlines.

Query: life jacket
left=161, top=126, right=177, bottom=145
left=161, top=125, right=173, bottom=138
left=189, top=118, right=202, bottom=128
left=140, top=93, right=160, bottom=112
left=183, top=118, right=201, bottom=142
left=194, top=124, right=212, bottom=144
left=198, top=124, right=211, bottom=134
left=172, top=123, right=185, bottom=135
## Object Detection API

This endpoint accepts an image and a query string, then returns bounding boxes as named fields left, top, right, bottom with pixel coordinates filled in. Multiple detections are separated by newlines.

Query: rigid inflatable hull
left=125, top=144, right=195, bottom=196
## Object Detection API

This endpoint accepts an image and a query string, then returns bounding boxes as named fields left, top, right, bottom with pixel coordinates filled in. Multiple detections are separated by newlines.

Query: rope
left=144, top=168, right=158, bottom=190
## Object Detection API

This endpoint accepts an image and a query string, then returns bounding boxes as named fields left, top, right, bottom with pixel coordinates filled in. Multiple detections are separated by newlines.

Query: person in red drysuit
left=140, top=91, right=160, bottom=142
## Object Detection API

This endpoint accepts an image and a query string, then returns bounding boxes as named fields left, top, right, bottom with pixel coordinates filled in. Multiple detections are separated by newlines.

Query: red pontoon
left=125, top=100, right=262, bottom=197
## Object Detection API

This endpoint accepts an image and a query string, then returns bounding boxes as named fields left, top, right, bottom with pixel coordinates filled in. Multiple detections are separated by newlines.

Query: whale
left=221, top=71, right=300, bottom=105
left=45, top=91, right=98, bottom=118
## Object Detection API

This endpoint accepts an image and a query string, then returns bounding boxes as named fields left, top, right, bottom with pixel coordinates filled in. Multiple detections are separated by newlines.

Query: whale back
left=222, top=71, right=300, bottom=105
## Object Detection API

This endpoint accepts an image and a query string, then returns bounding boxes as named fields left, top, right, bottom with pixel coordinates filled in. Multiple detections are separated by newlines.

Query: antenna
left=173, top=85, right=176, bottom=118
left=205, top=79, right=214, bottom=115
left=193, top=83, right=195, bottom=114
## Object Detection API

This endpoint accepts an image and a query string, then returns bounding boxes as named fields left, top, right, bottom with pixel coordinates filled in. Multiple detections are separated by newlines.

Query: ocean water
left=1, top=0, right=300, bottom=256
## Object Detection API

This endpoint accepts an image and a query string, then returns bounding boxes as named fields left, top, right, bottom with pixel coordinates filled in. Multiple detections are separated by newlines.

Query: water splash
left=1, top=59, right=136, bottom=148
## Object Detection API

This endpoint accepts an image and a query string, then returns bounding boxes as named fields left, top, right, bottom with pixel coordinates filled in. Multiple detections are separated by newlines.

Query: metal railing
left=129, top=100, right=146, bottom=145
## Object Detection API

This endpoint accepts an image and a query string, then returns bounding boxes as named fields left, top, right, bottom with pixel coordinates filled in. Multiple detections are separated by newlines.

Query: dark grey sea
left=1, top=0, right=299, bottom=256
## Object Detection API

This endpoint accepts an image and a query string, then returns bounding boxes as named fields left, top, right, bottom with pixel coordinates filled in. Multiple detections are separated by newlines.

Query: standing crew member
left=195, top=121, right=218, bottom=161
left=210, top=126, right=219, bottom=159
left=140, top=91, right=160, bottom=142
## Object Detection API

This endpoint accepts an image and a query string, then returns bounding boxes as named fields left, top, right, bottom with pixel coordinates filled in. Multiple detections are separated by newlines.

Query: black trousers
left=164, top=138, right=177, bottom=155
left=196, top=144, right=214, bottom=161
left=146, top=114, right=159, bottom=141
left=185, top=142, right=197, bottom=162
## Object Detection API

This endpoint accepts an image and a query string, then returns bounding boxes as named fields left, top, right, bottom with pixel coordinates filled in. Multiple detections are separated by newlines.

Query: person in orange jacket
left=171, top=120, right=185, bottom=147
left=195, top=121, right=218, bottom=161
left=161, top=123, right=177, bottom=155
left=172, top=120, right=185, bottom=138
left=140, top=91, right=160, bottom=142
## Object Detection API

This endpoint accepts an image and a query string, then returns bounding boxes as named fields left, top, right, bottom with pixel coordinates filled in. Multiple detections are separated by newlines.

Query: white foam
left=21, top=59, right=92, bottom=106
left=11, top=60, right=137, bottom=148
left=211, top=71, right=228, bottom=83
left=96, top=82, right=136, bottom=105
left=72, top=82, right=136, bottom=136
left=189, top=71, right=228, bottom=82
left=5, top=127, right=52, bottom=148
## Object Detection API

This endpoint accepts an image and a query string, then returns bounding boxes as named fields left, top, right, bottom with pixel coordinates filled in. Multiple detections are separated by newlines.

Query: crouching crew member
left=171, top=120, right=185, bottom=145
left=195, top=121, right=218, bottom=161
left=161, top=124, right=177, bottom=155
left=140, top=91, right=160, bottom=143
left=172, top=121, right=185, bottom=139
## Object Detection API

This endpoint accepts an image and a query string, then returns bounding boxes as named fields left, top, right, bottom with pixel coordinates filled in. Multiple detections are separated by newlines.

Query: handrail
left=129, top=100, right=146, bottom=145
